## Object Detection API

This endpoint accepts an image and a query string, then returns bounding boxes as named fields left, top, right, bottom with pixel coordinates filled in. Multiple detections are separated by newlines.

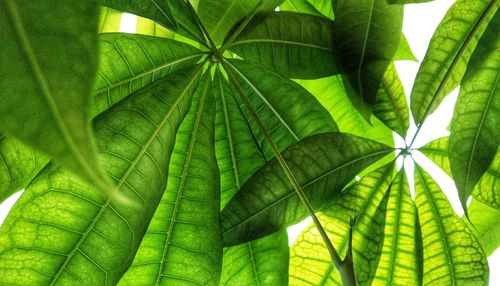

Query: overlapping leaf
left=221, top=132, right=392, bottom=246
left=473, top=150, right=500, bottom=210
left=226, top=12, right=338, bottom=79
left=410, top=0, right=499, bottom=124
left=0, top=66, right=202, bottom=285
left=281, top=0, right=333, bottom=19
left=449, top=13, right=500, bottom=211
left=99, top=7, right=123, bottom=33
left=468, top=199, right=500, bottom=256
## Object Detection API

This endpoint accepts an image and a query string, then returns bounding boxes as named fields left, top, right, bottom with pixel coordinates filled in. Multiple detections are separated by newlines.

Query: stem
left=219, top=0, right=263, bottom=52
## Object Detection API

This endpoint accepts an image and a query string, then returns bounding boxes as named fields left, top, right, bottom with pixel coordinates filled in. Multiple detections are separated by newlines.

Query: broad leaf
left=449, top=13, right=500, bottom=211
left=468, top=199, right=500, bottom=256
left=0, top=0, right=110, bottom=194
left=221, top=231, right=289, bottom=285
left=120, top=72, right=222, bottom=285
left=333, top=0, right=403, bottom=117
left=221, top=132, right=393, bottom=246
left=374, top=63, right=410, bottom=137
left=410, top=0, right=499, bottom=124
left=0, top=67, right=202, bottom=285
left=414, top=165, right=489, bottom=285
left=419, top=137, right=452, bottom=177
left=227, top=12, right=338, bottom=79
left=93, top=33, right=205, bottom=116
left=225, top=59, right=338, bottom=159
left=373, top=169, right=422, bottom=285
left=289, top=163, right=394, bottom=285
left=99, top=7, right=123, bottom=33
left=198, top=0, right=284, bottom=45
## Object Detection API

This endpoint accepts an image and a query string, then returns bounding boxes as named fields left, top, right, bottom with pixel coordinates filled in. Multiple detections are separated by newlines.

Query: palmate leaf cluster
left=0, top=0, right=498, bottom=285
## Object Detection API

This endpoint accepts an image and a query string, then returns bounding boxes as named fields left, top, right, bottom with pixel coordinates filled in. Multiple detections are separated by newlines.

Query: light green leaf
left=449, top=13, right=500, bottom=211
left=0, top=137, right=49, bottom=203
left=99, top=7, right=123, bottom=33
left=136, top=15, right=175, bottom=38
left=414, top=165, right=489, bottom=285
left=0, top=0, right=112, bottom=195
left=393, top=34, right=418, bottom=62
left=280, top=0, right=325, bottom=17
left=226, top=12, right=338, bottom=79
left=221, top=231, right=289, bottom=285
left=0, top=66, right=202, bottom=285
left=388, top=0, right=434, bottom=3
left=93, top=33, right=205, bottom=116
left=473, top=149, right=500, bottom=210
left=374, top=63, right=410, bottom=137
left=419, top=137, right=452, bottom=177
left=410, top=0, right=499, bottom=124
left=120, top=72, right=222, bottom=285
left=468, top=199, right=500, bottom=256
left=198, top=0, right=284, bottom=45
left=295, top=75, right=394, bottom=146
left=373, top=169, right=422, bottom=285
left=221, top=132, right=393, bottom=246
left=289, top=163, right=394, bottom=285
left=225, top=59, right=338, bottom=159
left=333, top=0, right=403, bottom=117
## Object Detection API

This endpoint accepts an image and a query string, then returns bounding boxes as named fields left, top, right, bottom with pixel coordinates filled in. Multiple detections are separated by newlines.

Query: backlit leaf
left=419, top=137, right=452, bottom=177
left=468, top=199, right=500, bottom=256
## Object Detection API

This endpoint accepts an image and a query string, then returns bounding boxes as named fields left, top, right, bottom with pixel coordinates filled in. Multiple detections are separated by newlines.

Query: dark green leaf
left=410, top=0, right=499, bottom=124
left=280, top=0, right=326, bottom=18
left=0, top=67, right=202, bottom=285
left=449, top=13, right=500, bottom=211
left=333, top=0, right=403, bottom=117
left=225, top=59, right=338, bottom=159
left=0, top=0, right=112, bottom=195
left=227, top=12, right=338, bottom=79
left=473, top=149, right=500, bottom=210
left=120, top=72, right=222, bottom=285
left=221, top=132, right=393, bottom=246
left=414, top=165, right=489, bottom=285
left=467, top=199, right=500, bottom=256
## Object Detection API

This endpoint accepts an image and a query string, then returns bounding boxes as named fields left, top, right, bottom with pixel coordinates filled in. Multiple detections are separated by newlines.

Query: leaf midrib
left=227, top=39, right=333, bottom=52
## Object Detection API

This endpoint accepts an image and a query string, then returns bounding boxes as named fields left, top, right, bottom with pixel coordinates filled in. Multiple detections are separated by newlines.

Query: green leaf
left=374, top=63, right=410, bottom=137
left=198, top=0, right=284, bottom=45
left=0, top=137, right=49, bottom=203
left=373, top=169, right=422, bottom=285
left=119, top=72, right=222, bottom=285
left=93, top=33, right=205, bottom=117
left=388, top=0, right=434, bottom=4
left=333, top=0, right=403, bottom=117
left=393, top=34, right=418, bottom=62
left=410, top=0, right=499, bottom=124
left=221, top=231, right=289, bottom=285
left=0, top=66, right=202, bottom=285
left=99, top=7, right=123, bottom=33
left=295, top=75, right=394, bottom=146
left=419, top=137, right=452, bottom=177
left=280, top=0, right=325, bottom=17
left=136, top=15, right=175, bottom=38
left=289, top=163, right=394, bottom=285
left=226, top=12, right=338, bottom=79
left=0, top=0, right=112, bottom=195
left=468, top=199, right=500, bottom=256
left=414, top=165, right=489, bottom=285
left=449, top=13, right=500, bottom=211
left=225, top=59, right=338, bottom=159
left=221, top=132, right=393, bottom=246
left=473, top=149, right=500, bottom=210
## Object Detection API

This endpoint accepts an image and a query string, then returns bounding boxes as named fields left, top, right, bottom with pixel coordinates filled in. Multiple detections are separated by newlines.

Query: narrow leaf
left=410, top=0, right=499, bottom=124
left=0, top=67, right=202, bottom=285
left=333, top=0, right=403, bottom=117
left=388, top=0, right=434, bottom=3
left=419, top=137, right=452, bottom=177
left=468, top=199, right=500, bottom=256
left=221, top=132, right=393, bottom=246
left=393, top=34, right=418, bottom=62
left=99, top=7, right=123, bottom=33
left=414, top=165, right=489, bottom=285
left=449, top=13, right=500, bottom=211
left=120, top=72, right=222, bottom=285
left=227, top=12, right=338, bottom=79
left=0, top=0, right=110, bottom=194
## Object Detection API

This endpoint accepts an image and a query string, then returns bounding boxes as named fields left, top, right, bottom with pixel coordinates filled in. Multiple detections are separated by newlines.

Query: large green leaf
left=333, top=0, right=403, bottom=117
left=198, top=0, right=284, bottom=45
left=225, top=59, right=338, bottom=159
left=0, top=137, right=49, bottom=203
left=280, top=0, right=333, bottom=19
left=473, top=149, right=500, bottom=210
left=295, top=75, right=394, bottom=146
left=0, top=67, right=202, bottom=285
left=374, top=63, right=410, bottom=138
left=226, top=12, right=338, bottom=79
left=410, top=0, right=499, bottom=124
left=289, top=163, right=394, bottom=285
left=120, top=72, right=222, bottom=285
left=373, top=169, right=422, bottom=285
left=414, top=165, right=489, bottom=285
left=221, top=231, right=289, bottom=285
left=419, top=137, right=452, bottom=177
left=93, top=33, right=205, bottom=116
left=221, top=132, right=393, bottom=246
left=0, top=0, right=111, bottom=194
left=449, top=13, right=500, bottom=211
left=468, top=199, right=500, bottom=256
